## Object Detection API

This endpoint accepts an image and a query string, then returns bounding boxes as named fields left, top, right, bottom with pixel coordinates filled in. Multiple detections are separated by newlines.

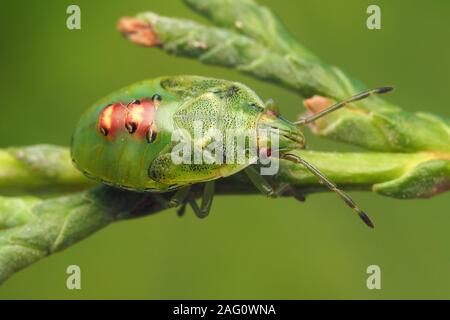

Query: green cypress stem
left=0, top=144, right=448, bottom=283
left=118, top=0, right=450, bottom=153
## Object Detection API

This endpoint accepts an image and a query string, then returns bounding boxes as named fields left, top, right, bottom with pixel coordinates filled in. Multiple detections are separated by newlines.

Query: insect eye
left=152, top=94, right=162, bottom=102
left=250, top=103, right=264, bottom=111
left=146, top=128, right=157, bottom=143
left=125, top=121, right=138, bottom=134
left=100, top=126, right=109, bottom=136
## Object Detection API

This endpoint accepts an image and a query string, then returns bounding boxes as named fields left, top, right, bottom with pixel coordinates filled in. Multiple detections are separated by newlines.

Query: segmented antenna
left=280, top=153, right=375, bottom=228
left=295, top=87, right=393, bottom=125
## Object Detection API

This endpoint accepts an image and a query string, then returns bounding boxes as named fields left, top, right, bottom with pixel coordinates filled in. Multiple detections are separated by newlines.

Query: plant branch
left=1, top=145, right=447, bottom=198
left=1, top=144, right=449, bottom=283
left=0, top=145, right=95, bottom=195
left=118, top=0, right=450, bottom=153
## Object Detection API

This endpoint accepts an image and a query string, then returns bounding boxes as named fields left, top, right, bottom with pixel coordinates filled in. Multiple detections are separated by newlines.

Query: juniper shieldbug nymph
left=71, top=75, right=392, bottom=227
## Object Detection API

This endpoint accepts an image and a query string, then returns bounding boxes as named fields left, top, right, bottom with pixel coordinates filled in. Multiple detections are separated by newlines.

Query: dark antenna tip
left=374, top=86, right=394, bottom=94
left=359, top=212, right=375, bottom=228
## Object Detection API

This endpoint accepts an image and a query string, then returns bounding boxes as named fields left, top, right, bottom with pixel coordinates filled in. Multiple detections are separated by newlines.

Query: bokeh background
left=1, top=0, right=450, bottom=299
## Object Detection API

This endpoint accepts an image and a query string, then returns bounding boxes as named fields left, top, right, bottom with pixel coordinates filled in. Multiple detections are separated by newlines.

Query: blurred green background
left=1, top=0, right=450, bottom=299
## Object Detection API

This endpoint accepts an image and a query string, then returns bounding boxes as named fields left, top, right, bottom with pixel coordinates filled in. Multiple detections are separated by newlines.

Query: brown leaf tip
left=300, top=95, right=333, bottom=132
left=303, top=95, right=332, bottom=114
left=117, top=17, right=161, bottom=47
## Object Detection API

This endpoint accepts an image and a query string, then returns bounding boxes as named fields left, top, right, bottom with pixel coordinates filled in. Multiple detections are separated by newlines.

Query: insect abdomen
left=71, top=79, right=172, bottom=191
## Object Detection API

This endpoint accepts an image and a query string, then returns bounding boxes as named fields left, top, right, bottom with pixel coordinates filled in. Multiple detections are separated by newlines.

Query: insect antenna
left=295, top=87, right=393, bottom=125
left=280, top=153, right=375, bottom=228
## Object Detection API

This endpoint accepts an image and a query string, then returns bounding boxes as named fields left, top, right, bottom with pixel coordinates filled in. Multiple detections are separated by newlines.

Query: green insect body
left=71, top=75, right=392, bottom=227
left=72, top=76, right=299, bottom=190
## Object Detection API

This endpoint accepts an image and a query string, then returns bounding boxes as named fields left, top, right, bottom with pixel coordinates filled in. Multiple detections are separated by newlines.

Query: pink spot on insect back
left=125, top=99, right=157, bottom=140
left=99, top=98, right=159, bottom=141
left=98, top=103, right=127, bottom=139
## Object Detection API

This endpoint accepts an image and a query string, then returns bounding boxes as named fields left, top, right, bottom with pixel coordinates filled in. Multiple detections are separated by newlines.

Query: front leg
left=244, top=166, right=290, bottom=198
left=244, top=166, right=277, bottom=197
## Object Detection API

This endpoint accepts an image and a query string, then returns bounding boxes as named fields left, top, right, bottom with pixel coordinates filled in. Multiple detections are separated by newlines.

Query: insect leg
left=200, top=181, right=215, bottom=217
left=274, top=182, right=291, bottom=197
left=187, top=181, right=215, bottom=219
left=295, top=86, right=393, bottom=125
left=187, top=197, right=203, bottom=218
left=177, top=202, right=188, bottom=217
left=244, top=166, right=294, bottom=198
left=168, top=186, right=191, bottom=208
left=244, top=166, right=277, bottom=197
left=280, top=153, right=375, bottom=228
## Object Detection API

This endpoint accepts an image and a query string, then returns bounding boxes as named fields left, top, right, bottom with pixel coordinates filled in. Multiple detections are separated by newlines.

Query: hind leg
left=164, top=182, right=216, bottom=219
left=167, top=182, right=216, bottom=219
left=168, top=186, right=191, bottom=208
left=186, top=181, right=215, bottom=219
